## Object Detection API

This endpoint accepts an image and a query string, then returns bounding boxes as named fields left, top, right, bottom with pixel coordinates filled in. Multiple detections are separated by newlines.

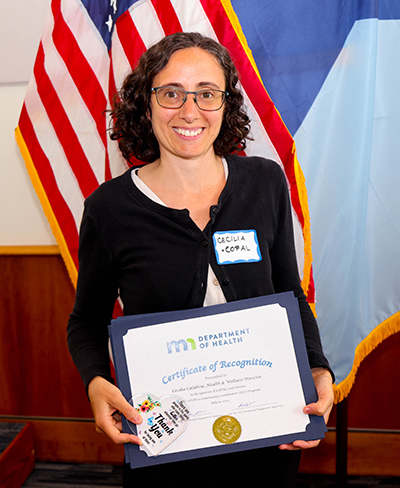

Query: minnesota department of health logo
left=167, top=338, right=196, bottom=354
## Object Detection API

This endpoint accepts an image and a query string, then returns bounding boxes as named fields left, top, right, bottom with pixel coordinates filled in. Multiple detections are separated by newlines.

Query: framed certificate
left=109, top=292, right=326, bottom=469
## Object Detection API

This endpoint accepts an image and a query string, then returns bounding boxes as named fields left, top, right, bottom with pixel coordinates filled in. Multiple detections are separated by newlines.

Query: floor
left=21, top=463, right=400, bottom=488
left=296, top=474, right=400, bottom=488
left=22, top=463, right=123, bottom=488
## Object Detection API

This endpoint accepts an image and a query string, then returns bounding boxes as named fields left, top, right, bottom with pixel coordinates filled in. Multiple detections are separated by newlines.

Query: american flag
left=15, top=0, right=315, bottom=307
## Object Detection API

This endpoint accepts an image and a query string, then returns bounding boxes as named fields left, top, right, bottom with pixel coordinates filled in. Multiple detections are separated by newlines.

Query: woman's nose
left=179, top=94, right=200, bottom=121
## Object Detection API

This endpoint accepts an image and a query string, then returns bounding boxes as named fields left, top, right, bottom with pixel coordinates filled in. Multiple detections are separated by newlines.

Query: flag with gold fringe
left=230, top=0, right=400, bottom=401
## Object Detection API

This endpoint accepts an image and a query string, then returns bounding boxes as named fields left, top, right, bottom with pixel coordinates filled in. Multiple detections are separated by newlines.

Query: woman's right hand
left=88, top=376, right=143, bottom=445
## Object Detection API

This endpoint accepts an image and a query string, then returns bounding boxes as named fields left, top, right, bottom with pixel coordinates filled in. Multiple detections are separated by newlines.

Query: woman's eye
left=165, top=90, right=179, bottom=99
left=199, top=91, right=214, bottom=99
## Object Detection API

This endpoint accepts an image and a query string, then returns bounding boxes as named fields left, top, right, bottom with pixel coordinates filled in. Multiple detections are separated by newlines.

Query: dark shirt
left=68, top=154, right=332, bottom=390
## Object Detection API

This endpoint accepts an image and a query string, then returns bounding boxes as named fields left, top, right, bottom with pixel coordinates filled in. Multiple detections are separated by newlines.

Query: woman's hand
left=88, top=376, right=143, bottom=445
left=279, top=367, right=334, bottom=451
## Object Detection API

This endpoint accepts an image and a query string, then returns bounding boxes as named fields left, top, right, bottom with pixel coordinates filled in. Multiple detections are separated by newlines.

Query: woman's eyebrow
left=157, top=81, right=222, bottom=89
left=197, top=81, right=222, bottom=89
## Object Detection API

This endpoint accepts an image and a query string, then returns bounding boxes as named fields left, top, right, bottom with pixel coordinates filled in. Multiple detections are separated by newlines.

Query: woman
left=68, top=32, right=334, bottom=487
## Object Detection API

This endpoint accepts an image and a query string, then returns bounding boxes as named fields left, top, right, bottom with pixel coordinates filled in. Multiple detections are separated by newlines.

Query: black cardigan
left=68, top=154, right=332, bottom=390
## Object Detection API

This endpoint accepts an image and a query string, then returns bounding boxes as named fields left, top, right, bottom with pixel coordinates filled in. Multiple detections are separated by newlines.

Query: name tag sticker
left=213, top=230, right=262, bottom=265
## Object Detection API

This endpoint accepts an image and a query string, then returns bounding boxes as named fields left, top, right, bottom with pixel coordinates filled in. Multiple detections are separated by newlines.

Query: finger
left=304, top=386, right=334, bottom=416
left=279, top=439, right=321, bottom=451
left=304, top=402, right=325, bottom=417
left=96, top=415, right=143, bottom=446
left=106, top=429, right=143, bottom=445
left=111, top=394, right=143, bottom=425
left=304, top=398, right=333, bottom=418
left=293, top=439, right=321, bottom=450
left=123, top=405, right=143, bottom=425
left=278, top=443, right=301, bottom=451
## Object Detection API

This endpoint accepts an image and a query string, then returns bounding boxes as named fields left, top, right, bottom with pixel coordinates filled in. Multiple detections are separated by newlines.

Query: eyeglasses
left=150, top=86, right=229, bottom=111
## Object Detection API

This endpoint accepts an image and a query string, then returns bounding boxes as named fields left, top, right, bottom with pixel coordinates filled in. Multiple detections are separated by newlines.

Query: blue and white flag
left=232, top=0, right=400, bottom=399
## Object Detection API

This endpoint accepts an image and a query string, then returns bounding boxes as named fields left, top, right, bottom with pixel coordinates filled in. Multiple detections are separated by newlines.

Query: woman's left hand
left=279, top=367, right=334, bottom=451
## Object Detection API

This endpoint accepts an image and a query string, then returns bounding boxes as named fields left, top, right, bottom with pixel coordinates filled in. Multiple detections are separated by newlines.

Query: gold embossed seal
left=212, top=415, right=241, bottom=444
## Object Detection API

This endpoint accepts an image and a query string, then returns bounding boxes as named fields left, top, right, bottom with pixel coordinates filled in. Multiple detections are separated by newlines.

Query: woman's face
left=149, top=47, right=226, bottom=163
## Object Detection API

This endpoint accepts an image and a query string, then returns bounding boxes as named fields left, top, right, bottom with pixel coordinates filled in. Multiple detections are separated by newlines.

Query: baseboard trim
left=0, top=245, right=60, bottom=255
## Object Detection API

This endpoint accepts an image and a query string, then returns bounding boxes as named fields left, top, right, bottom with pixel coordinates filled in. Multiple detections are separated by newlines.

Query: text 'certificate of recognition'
left=109, top=292, right=326, bottom=469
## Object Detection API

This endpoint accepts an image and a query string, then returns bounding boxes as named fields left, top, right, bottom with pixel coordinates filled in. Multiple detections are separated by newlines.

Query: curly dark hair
left=109, top=32, right=252, bottom=163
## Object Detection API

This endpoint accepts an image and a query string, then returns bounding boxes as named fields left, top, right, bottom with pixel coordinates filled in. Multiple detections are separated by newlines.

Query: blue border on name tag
left=213, top=230, right=262, bottom=265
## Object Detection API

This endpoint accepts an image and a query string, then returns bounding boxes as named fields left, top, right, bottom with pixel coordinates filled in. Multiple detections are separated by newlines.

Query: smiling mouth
left=173, top=128, right=204, bottom=137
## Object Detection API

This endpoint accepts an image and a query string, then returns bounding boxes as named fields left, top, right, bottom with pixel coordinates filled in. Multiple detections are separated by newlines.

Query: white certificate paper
left=109, top=292, right=326, bottom=469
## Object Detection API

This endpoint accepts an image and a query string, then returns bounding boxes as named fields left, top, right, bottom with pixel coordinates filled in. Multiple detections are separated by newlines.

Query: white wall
left=0, top=0, right=56, bottom=245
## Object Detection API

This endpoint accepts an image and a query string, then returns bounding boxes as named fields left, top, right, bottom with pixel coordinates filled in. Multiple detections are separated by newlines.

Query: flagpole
left=336, top=397, right=348, bottom=487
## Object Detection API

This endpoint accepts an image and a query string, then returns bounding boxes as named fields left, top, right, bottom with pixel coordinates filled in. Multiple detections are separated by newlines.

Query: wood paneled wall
left=0, top=254, right=91, bottom=419
left=1, top=254, right=399, bottom=474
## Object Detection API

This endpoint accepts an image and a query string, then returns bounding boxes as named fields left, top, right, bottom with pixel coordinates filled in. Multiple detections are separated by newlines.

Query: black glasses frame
left=150, top=86, right=229, bottom=111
